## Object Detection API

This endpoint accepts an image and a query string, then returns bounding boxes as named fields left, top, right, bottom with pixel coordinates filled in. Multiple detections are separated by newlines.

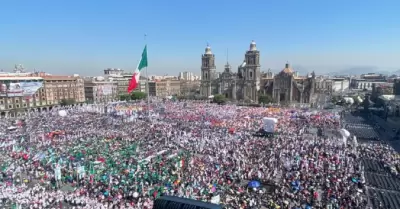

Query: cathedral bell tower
left=200, top=44, right=216, bottom=97
left=243, top=40, right=261, bottom=102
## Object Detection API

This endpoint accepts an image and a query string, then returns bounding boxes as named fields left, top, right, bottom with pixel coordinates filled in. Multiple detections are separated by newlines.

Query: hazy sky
left=0, top=0, right=399, bottom=76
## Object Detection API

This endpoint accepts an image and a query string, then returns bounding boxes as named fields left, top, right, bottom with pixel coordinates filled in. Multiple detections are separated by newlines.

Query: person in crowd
left=0, top=101, right=396, bottom=209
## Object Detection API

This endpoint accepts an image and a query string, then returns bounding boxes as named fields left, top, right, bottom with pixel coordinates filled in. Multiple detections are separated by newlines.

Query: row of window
left=1, top=102, right=46, bottom=109
left=0, top=96, right=45, bottom=104
left=45, top=80, right=83, bottom=83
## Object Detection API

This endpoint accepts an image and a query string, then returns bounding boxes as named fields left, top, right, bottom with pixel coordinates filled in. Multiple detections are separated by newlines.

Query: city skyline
left=0, top=0, right=399, bottom=76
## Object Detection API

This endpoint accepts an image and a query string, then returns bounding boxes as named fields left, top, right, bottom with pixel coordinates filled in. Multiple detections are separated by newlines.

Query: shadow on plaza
left=344, top=110, right=400, bottom=209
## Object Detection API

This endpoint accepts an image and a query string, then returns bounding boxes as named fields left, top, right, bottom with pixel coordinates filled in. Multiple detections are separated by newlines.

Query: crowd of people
left=0, top=100, right=398, bottom=209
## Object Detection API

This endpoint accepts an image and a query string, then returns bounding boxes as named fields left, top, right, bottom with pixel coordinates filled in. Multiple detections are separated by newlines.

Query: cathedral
left=200, top=41, right=316, bottom=104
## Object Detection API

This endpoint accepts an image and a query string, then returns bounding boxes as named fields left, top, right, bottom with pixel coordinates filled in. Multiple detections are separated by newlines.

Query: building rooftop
left=42, top=76, right=80, bottom=81
left=0, top=76, right=43, bottom=81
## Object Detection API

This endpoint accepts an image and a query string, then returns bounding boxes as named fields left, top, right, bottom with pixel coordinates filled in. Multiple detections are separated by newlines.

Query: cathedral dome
left=281, top=63, right=294, bottom=74
left=205, top=44, right=212, bottom=55
left=249, top=40, right=257, bottom=51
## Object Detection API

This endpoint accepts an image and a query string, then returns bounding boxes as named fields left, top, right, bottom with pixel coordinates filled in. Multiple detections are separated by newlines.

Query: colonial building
left=39, top=74, right=86, bottom=105
left=180, top=80, right=200, bottom=96
left=200, top=41, right=261, bottom=102
left=84, top=76, right=118, bottom=103
left=0, top=74, right=46, bottom=117
left=200, top=41, right=316, bottom=104
left=262, top=63, right=316, bottom=103
left=200, top=44, right=217, bottom=98
left=104, top=68, right=147, bottom=95
left=154, top=79, right=181, bottom=97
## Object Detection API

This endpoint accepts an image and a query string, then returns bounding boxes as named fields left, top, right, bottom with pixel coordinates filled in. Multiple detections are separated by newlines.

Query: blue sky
left=0, top=0, right=399, bottom=76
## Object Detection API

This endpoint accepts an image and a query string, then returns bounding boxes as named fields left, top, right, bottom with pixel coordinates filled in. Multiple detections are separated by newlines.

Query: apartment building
left=0, top=74, right=46, bottom=117
left=314, top=77, right=333, bottom=94
left=38, top=73, right=85, bottom=105
left=104, top=69, right=147, bottom=95
left=178, top=71, right=200, bottom=81
left=180, top=80, right=200, bottom=96
left=84, top=76, right=118, bottom=103
left=154, top=79, right=181, bottom=97
left=351, top=73, right=388, bottom=91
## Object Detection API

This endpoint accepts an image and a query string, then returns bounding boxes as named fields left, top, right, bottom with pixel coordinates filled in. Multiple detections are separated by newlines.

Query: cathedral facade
left=200, top=41, right=316, bottom=104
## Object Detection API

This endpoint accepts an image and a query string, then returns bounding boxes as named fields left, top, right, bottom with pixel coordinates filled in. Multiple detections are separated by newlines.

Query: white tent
left=343, top=97, right=354, bottom=104
left=339, top=129, right=350, bottom=145
left=58, top=110, right=68, bottom=117
left=7, top=126, right=17, bottom=131
left=340, top=129, right=350, bottom=138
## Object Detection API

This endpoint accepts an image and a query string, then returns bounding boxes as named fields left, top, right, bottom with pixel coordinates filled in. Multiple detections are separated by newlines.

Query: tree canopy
left=130, top=91, right=147, bottom=100
left=119, top=94, right=131, bottom=101
left=213, top=94, right=226, bottom=104
left=60, top=98, right=76, bottom=106
left=259, top=95, right=274, bottom=104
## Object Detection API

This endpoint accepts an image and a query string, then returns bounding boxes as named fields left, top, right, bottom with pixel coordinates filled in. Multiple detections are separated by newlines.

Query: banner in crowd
left=265, top=108, right=281, bottom=113
left=263, top=117, right=278, bottom=133
left=0, top=81, right=43, bottom=97
left=114, top=105, right=143, bottom=111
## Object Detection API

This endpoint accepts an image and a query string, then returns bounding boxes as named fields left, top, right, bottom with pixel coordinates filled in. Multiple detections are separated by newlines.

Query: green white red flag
left=127, top=45, right=148, bottom=93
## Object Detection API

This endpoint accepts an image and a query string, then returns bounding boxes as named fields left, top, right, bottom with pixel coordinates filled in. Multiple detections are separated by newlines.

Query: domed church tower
left=200, top=44, right=216, bottom=97
left=243, top=40, right=261, bottom=102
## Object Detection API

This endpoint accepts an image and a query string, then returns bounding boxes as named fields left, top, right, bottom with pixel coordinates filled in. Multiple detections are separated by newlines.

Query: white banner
left=263, top=117, right=278, bottom=133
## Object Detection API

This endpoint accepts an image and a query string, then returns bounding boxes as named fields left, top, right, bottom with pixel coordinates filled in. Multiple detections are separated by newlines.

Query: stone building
left=84, top=76, right=118, bottom=103
left=0, top=75, right=46, bottom=117
left=200, top=41, right=261, bottom=102
left=103, top=68, right=147, bottom=95
left=154, top=79, right=181, bottom=97
left=200, top=41, right=316, bottom=104
left=38, top=73, right=86, bottom=105
left=262, top=63, right=316, bottom=104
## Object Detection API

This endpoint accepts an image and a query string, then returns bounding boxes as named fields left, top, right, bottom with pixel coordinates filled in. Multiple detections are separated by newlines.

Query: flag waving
left=127, top=45, right=148, bottom=93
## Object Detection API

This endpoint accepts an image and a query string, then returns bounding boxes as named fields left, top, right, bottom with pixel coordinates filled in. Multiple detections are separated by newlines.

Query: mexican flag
left=127, top=45, right=148, bottom=93
left=176, top=158, right=184, bottom=169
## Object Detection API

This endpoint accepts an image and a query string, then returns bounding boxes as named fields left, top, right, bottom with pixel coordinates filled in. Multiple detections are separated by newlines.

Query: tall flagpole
left=144, top=34, right=150, bottom=118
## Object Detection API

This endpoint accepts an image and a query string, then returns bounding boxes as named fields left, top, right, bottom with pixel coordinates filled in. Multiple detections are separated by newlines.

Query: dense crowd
left=0, top=101, right=398, bottom=209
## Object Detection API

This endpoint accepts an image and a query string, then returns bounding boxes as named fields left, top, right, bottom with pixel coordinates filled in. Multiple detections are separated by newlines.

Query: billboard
left=97, top=85, right=113, bottom=96
left=0, top=81, right=43, bottom=97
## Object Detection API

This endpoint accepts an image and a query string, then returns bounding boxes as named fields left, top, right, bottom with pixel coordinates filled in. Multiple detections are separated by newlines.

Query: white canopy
left=58, top=110, right=68, bottom=117
left=340, top=129, right=350, bottom=138
left=7, top=126, right=17, bottom=131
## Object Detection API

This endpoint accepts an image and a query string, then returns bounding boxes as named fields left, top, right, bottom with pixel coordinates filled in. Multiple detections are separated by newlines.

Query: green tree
left=259, top=94, right=274, bottom=104
left=130, top=91, right=147, bottom=100
left=60, top=98, right=76, bottom=106
left=119, top=94, right=131, bottom=101
left=213, top=94, right=226, bottom=104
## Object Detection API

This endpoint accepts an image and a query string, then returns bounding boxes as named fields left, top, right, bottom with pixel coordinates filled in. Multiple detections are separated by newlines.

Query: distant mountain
left=391, top=69, right=400, bottom=76
left=328, top=66, right=399, bottom=76
left=268, top=65, right=400, bottom=76
left=292, top=65, right=310, bottom=75
left=331, top=66, right=379, bottom=76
